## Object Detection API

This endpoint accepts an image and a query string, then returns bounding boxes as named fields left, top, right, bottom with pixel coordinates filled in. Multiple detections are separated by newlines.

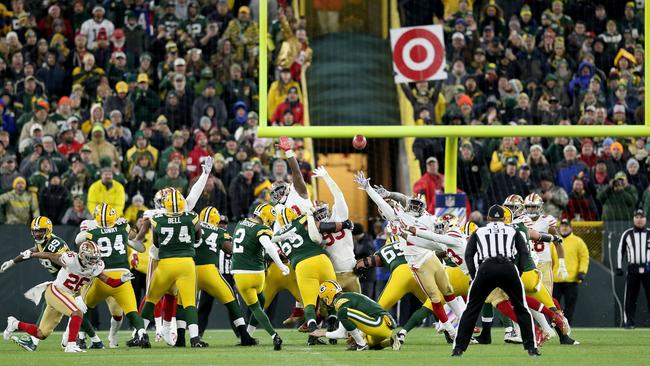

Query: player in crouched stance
left=310, top=280, right=400, bottom=351
left=3, top=241, right=135, bottom=352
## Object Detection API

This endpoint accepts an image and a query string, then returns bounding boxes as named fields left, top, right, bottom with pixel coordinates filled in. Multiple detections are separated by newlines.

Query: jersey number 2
left=63, top=273, right=89, bottom=293
left=232, top=228, right=245, bottom=253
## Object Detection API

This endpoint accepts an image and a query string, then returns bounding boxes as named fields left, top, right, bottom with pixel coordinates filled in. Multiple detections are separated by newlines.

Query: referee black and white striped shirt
left=617, top=226, right=650, bottom=269
left=465, top=221, right=529, bottom=279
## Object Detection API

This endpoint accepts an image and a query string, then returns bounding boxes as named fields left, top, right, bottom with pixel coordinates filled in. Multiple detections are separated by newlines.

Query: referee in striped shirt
left=452, top=205, right=539, bottom=357
left=616, top=209, right=650, bottom=329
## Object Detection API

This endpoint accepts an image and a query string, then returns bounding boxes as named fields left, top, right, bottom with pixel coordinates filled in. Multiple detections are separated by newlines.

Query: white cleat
left=162, top=327, right=177, bottom=346
left=64, top=343, right=86, bottom=353
left=4, top=316, right=18, bottom=341
left=155, top=331, right=163, bottom=342
left=391, top=332, right=402, bottom=351
left=108, top=333, right=119, bottom=348
left=396, top=329, right=406, bottom=345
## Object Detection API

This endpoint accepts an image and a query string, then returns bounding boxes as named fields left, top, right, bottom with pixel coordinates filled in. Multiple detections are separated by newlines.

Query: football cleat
left=347, top=343, right=368, bottom=351
left=89, top=340, right=105, bottom=349
left=326, top=317, right=338, bottom=345
left=273, top=334, right=282, bottom=351
left=396, top=329, right=406, bottom=345
left=451, top=348, right=463, bottom=357
left=239, top=332, right=258, bottom=346
left=76, top=337, right=87, bottom=349
left=108, top=333, right=118, bottom=348
left=560, top=336, right=580, bottom=345
left=535, top=327, right=546, bottom=347
left=126, top=336, right=141, bottom=347
left=504, top=328, right=522, bottom=344
left=190, top=336, right=208, bottom=348
left=552, top=311, right=571, bottom=336
left=441, top=321, right=457, bottom=340
left=155, top=331, right=163, bottom=342
left=390, top=332, right=401, bottom=351
left=162, top=327, right=177, bottom=346
left=443, top=331, right=454, bottom=344
left=307, top=335, right=326, bottom=346
left=174, top=335, right=186, bottom=347
left=140, top=333, right=151, bottom=349
left=12, top=336, right=36, bottom=351
left=528, top=348, right=542, bottom=356
left=4, top=316, right=18, bottom=341
left=64, top=343, right=86, bottom=353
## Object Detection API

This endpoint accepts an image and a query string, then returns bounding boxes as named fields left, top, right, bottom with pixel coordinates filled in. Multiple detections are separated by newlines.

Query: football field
left=1, top=328, right=649, bottom=366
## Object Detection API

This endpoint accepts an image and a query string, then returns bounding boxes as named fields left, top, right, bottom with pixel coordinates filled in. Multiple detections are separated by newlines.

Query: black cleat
left=307, top=321, right=317, bottom=333
left=273, top=334, right=282, bottom=351
left=528, top=348, right=542, bottom=356
left=140, top=333, right=151, bottom=349
left=240, top=335, right=258, bottom=346
left=326, top=317, right=338, bottom=345
left=475, top=333, right=492, bottom=345
left=174, top=334, right=186, bottom=348
left=190, top=336, right=209, bottom=348
left=451, top=348, right=463, bottom=357
left=89, top=341, right=104, bottom=349
left=76, top=338, right=87, bottom=349
left=443, top=331, right=454, bottom=344
left=126, top=337, right=140, bottom=347
left=307, top=335, right=326, bottom=346
left=559, top=336, right=580, bottom=345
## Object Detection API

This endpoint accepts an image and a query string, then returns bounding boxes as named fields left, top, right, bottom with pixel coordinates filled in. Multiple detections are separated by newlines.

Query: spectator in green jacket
left=0, top=176, right=39, bottom=224
left=598, top=171, right=638, bottom=221
left=153, top=161, right=188, bottom=194
left=157, top=130, right=187, bottom=177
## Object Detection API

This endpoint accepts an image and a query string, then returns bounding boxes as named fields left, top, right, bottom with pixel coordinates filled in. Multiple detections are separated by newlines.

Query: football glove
left=20, top=250, right=32, bottom=259
left=74, top=296, right=88, bottom=313
left=354, top=171, right=370, bottom=190
left=201, top=155, right=214, bottom=175
left=120, top=271, right=135, bottom=282
left=312, top=166, right=329, bottom=178
left=556, top=259, right=568, bottom=280
left=279, top=264, right=290, bottom=276
left=342, top=220, right=354, bottom=230
left=373, top=185, right=390, bottom=199
left=0, top=259, right=14, bottom=273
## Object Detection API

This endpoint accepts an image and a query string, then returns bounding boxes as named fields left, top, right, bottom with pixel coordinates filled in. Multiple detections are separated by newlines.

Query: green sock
left=250, top=302, right=275, bottom=336
left=225, top=300, right=243, bottom=324
left=304, top=304, right=317, bottom=323
left=403, top=307, right=432, bottom=332
left=184, top=306, right=198, bottom=325
left=125, top=311, right=144, bottom=330
left=141, top=302, right=155, bottom=321
left=176, top=304, right=186, bottom=322
left=81, top=314, right=96, bottom=337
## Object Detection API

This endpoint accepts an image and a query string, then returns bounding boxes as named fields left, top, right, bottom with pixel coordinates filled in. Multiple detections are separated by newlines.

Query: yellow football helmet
left=94, top=203, right=118, bottom=228
left=200, top=206, right=221, bottom=226
left=253, top=203, right=275, bottom=226
left=462, top=221, right=478, bottom=236
left=154, top=187, right=176, bottom=209
left=163, top=189, right=186, bottom=214
left=31, top=216, right=53, bottom=244
left=501, top=205, right=513, bottom=224
left=277, top=206, right=298, bottom=227
left=318, top=280, right=342, bottom=306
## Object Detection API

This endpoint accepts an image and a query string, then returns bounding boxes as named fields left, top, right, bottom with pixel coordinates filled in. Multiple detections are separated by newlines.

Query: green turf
left=1, top=328, right=649, bottom=365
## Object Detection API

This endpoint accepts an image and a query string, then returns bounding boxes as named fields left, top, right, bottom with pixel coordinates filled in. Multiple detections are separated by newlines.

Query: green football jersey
left=151, top=212, right=199, bottom=259
left=36, top=234, right=69, bottom=276
left=334, top=292, right=387, bottom=320
left=182, top=15, right=207, bottom=38
left=86, top=222, right=130, bottom=270
left=231, top=218, right=273, bottom=272
left=194, top=222, right=231, bottom=266
left=275, top=215, right=326, bottom=267
left=511, top=221, right=536, bottom=272
left=374, top=242, right=407, bottom=273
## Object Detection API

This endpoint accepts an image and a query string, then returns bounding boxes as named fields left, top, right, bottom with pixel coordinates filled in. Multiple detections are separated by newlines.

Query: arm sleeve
left=414, top=228, right=463, bottom=249
left=75, top=231, right=89, bottom=246
left=307, top=215, right=323, bottom=243
left=322, top=175, right=348, bottom=220
left=578, top=238, right=589, bottom=274
left=617, top=230, right=627, bottom=270
left=514, top=230, right=529, bottom=274
left=259, top=235, right=285, bottom=268
left=365, top=186, right=397, bottom=221
left=186, top=170, right=209, bottom=211
left=465, top=234, right=478, bottom=279
left=387, top=191, right=408, bottom=206
left=270, top=231, right=294, bottom=244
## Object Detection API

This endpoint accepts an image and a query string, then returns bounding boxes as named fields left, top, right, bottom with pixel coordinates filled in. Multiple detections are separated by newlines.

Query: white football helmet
left=524, top=193, right=544, bottom=219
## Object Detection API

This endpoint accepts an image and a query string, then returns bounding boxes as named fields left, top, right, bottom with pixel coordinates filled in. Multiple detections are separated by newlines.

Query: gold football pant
left=411, top=255, right=453, bottom=304
left=336, top=271, right=361, bottom=293
left=522, top=269, right=555, bottom=308
left=234, top=272, right=265, bottom=306
left=196, top=264, right=236, bottom=304
left=263, top=262, right=301, bottom=309
left=446, top=266, right=471, bottom=297
left=340, top=308, right=395, bottom=347
left=147, top=257, right=196, bottom=308
left=294, top=254, right=337, bottom=308
left=84, top=270, right=138, bottom=314
left=378, top=264, right=432, bottom=311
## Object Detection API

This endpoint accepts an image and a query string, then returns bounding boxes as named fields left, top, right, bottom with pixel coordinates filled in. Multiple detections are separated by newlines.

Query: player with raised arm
left=81, top=203, right=150, bottom=348
left=139, top=190, right=208, bottom=348
left=195, top=206, right=257, bottom=346
left=354, top=171, right=459, bottom=338
left=232, top=203, right=289, bottom=350
left=3, top=241, right=134, bottom=352
left=310, top=280, right=401, bottom=351
left=0, top=217, right=104, bottom=351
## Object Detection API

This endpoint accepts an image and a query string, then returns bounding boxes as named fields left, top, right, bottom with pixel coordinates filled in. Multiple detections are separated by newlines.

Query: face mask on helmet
left=313, top=203, right=329, bottom=221
left=79, top=242, right=100, bottom=267
left=270, top=183, right=289, bottom=205
left=525, top=204, right=541, bottom=218
left=504, top=203, right=523, bottom=217
left=31, top=228, right=48, bottom=244
left=406, top=197, right=426, bottom=217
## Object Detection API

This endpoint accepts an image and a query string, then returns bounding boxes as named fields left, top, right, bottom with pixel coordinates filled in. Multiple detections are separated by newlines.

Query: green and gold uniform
left=84, top=221, right=144, bottom=329
left=194, top=222, right=237, bottom=306
left=36, top=235, right=69, bottom=276
left=334, top=292, right=395, bottom=347
left=275, top=215, right=336, bottom=322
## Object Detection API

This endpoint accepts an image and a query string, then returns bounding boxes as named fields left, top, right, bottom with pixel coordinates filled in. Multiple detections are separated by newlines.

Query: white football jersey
left=531, top=215, right=557, bottom=263
left=512, top=215, right=539, bottom=265
left=53, top=252, right=105, bottom=296
left=322, top=198, right=355, bottom=273
left=397, top=210, right=437, bottom=268
left=445, top=227, right=469, bottom=273
left=273, top=185, right=313, bottom=232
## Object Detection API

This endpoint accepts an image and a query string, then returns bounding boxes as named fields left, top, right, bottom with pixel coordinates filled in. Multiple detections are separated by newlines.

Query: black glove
left=615, top=269, right=625, bottom=276
left=342, top=220, right=353, bottom=230
left=577, top=272, right=586, bottom=281
left=552, top=235, right=563, bottom=244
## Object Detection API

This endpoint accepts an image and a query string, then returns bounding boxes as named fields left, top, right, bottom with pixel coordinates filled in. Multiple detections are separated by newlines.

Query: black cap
left=560, top=218, right=570, bottom=225
left=487, top=205, right=505, bottom=220
left=634, top=209, right=645, bottom=218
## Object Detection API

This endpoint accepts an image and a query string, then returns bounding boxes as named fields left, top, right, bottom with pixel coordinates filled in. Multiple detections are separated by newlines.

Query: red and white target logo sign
left=390, top=25, right=447, bottom=83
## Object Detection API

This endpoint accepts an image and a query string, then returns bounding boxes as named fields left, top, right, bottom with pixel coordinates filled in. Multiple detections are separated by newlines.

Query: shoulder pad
left=334, top=297, right=349, bottom=311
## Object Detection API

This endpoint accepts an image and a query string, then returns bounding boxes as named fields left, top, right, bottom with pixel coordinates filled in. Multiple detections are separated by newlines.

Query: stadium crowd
left=406, top=0, right=646, bottom=222
left=0, top=0, right=310, bottom=227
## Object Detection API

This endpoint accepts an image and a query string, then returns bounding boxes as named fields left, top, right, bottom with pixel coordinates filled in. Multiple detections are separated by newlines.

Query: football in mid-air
left=352, top=135, right=367, bottom=150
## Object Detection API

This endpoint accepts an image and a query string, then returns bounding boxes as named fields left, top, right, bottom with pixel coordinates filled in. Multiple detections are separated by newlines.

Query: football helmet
left=501, top=205, right=513, bottom=224
left=163, top=189, right=186, bottom=214
left=31, top=216, right=53, bottom=244
left=153, top=187, right=175, bottom=209
left=94, top=203, right=117, bottom=228
left=434, top=213, right=459, bottom=234
left=270, top=182, right=289, bottom=205
left=318, top=280, right=342, bottom=306
left=200, top=206, right=221, bottom=226
left=503, top=194, right=525, bottom=218
left=78, top=241, right=101, bottom=267
left=253, top=203, right=275, bottom=226
left=277, top=207, right=298, bottom=227
left=524, top=193, right=544, bottom=219
left=462, top=221, right=478, bottom=236
left=313, top=201, right=330, bottom=221
left=406, top=194, right=426, bottom=217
